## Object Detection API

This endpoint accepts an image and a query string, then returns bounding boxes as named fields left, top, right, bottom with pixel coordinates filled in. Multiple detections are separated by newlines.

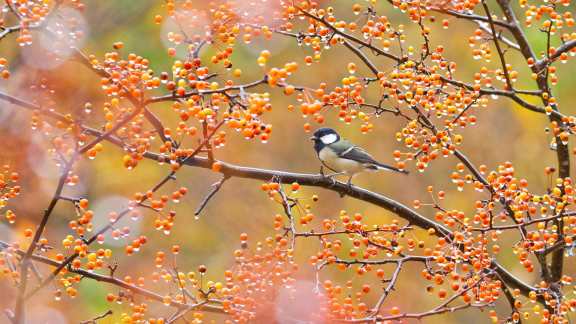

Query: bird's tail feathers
left=372, top=162, right=409, bottom=174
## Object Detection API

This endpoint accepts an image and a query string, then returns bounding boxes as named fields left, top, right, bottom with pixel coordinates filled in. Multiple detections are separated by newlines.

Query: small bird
left=310, top=128, right=408, bottom=185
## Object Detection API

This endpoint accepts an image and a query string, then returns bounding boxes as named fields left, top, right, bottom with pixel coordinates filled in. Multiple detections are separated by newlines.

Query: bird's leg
left=327, top=172, right=347, bottom=189
left=319, top=166, right=344, bottom=186
left=346, top=175, right=354, bottom=192
left=319, top=165, right=335, bottom=186
left=338, top=175, right=355, bottom=198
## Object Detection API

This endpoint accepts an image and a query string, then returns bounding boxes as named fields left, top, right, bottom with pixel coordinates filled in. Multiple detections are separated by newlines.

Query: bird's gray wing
left=329, top=140, right=378, bottom=164
left=329, top=140, right=408, bottom=174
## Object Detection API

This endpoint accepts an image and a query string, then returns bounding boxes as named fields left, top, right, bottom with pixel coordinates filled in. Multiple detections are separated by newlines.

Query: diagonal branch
left=71, top=48, right=175, bottom=146
left=482, top=0, right=514, bottom=90
left=432, top=7, right=512, bottom=29
left=535, top=39, right=576, bottom=72
left=146, top=77, right=269, bottom=104
left=296, top=7, right=406, bottom=64
left=0, top=241, right=224, bottom=315
left=194, top=175, right=229, bottom=217
left=496, top=0, right=569, bottom=283
left=13, top=152, right=77, bottom=324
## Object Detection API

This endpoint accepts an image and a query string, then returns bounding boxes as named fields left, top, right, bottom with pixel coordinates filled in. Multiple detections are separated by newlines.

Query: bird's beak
left=309, top=136, right=317, bottom=141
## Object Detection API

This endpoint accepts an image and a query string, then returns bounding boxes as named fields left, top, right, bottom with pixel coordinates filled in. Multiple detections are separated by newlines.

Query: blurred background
left=0, top=0, right=573, bottom=323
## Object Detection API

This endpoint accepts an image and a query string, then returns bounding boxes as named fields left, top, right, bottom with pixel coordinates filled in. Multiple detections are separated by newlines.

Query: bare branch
left=0, top=241, right=224, bottom=315
left=146, top=77, right=269, bottom=104
left=79, top=310, right=113, bottom=324
left=535, top=39, right=576, bottom=71
left=194, top=175, right=229, bottom=217
left=296, top=6, right=406, bottom=64
left=13, top=152, right=77, bottom=323
left=482, top=0, right=514, bottom=91
left=432, top=7, right=512, bottom=29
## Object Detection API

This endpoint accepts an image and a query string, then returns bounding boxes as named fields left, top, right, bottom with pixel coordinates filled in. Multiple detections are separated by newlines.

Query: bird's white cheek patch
left=320, top=134, right=338, bottom=144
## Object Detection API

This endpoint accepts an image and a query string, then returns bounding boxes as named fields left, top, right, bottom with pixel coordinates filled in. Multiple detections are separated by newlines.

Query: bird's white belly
left=318, top=147, right=364, bottom=174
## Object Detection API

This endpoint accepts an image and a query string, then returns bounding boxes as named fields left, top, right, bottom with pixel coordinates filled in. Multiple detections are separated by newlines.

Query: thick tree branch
left=141, top=151, right=538, bottom=296
left=495, top=0, right=537, bottom=61
left=0, top=89, right=539, bottom=299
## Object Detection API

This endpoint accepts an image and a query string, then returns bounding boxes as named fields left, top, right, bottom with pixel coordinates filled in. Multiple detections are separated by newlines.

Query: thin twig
left=194, top=175, right=229, bottom=217
left=79, top=310, right=113, bottom=324
left=13, top=152, right=77, bottom=323
left=0, top=240, right=224, bottom=315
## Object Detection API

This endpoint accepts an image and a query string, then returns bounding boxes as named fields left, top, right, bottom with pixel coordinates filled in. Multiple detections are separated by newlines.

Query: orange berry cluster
left=490, top=164, right=576, bottom=257
left=220, top=234, right=300, bottom=323
left=162, top=60, right=277, bottom=144
left=277, top=4, right=490, bottom=165
left=227, top=93, right=273, bottom=142
left=294, top=78, right=375, bottom=133
left=416, top=161, right=576, bottom=318
left=264, top=183, right=513, bottom=321
left=0, top=165, right=20, bottom=224
left=83, top=52, right=159, bottom=164
left=97, top=52, right=157, bottom=98
left=522, top=0, right=574, bottom=28
left=0, top=58, right=9, bottom=79
left=139, top=231, right=298, bottom=323
left=6, top=0, right=85, bottom=46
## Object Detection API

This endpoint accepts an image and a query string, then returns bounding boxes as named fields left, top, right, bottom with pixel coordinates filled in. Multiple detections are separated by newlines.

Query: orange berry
left=284, top=85, right=295, bottom=95
left=291, top=182, right=300, bottom=191
left=23, top=228, right=33, bottom=237
left=211, top=161, right=223, bottom=172
left=438, top=289, right=447, bottom=299
left=361, top=284, right=370, bottom=293
left=79, top=199, right=89, bottom=209
left=106, top=293, right=116, bottom=302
